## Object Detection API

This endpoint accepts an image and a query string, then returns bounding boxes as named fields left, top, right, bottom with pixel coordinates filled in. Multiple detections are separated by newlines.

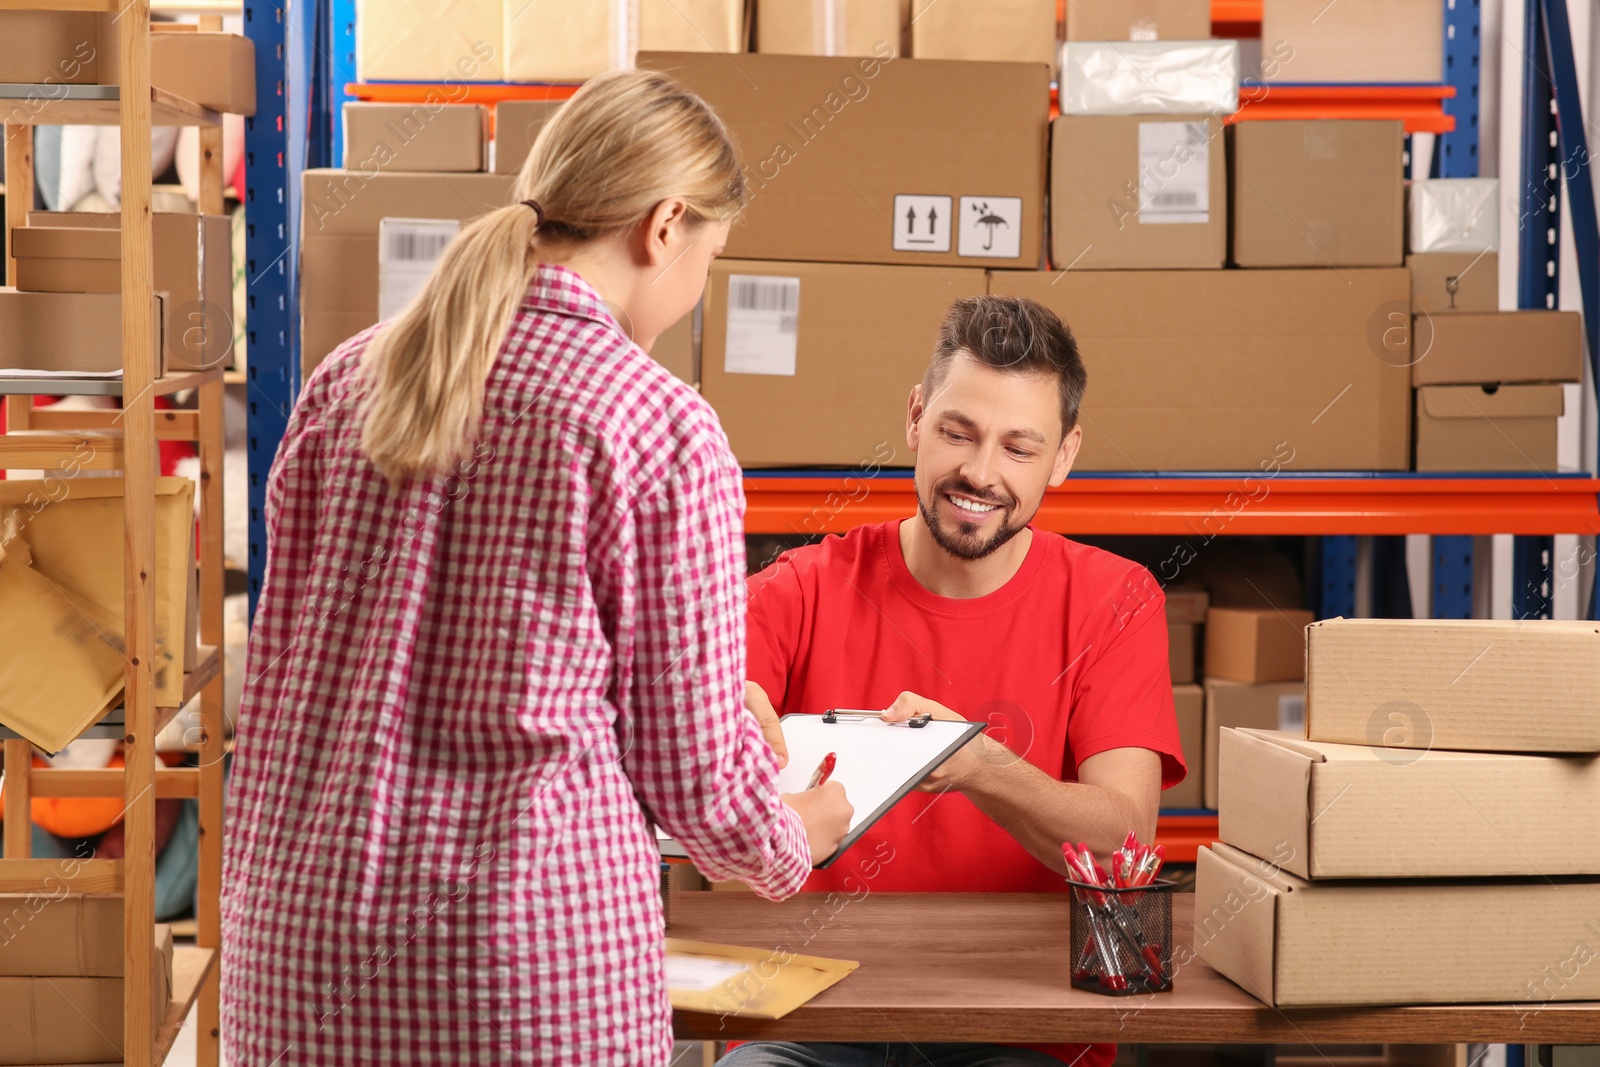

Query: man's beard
left=917, top=477, right=1028, bottom=562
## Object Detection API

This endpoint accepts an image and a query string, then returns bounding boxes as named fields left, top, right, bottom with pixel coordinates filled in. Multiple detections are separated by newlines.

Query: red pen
left=807, top=752, right=837, bottom=789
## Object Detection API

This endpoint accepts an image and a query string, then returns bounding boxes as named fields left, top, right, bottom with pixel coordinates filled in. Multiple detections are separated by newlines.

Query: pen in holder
left=1064, top=876, right=1174, bottom=995
left=661, top=862, right=672, bottom=929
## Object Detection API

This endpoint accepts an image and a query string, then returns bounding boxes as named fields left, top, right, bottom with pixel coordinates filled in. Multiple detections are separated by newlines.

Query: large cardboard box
left=1305, top=617, right=1600, bottom=754
left=18, top=212, right=232, bottom=373
left=653, top=308, right=696, bottom=386
left=1411, top=310, right=1582, bottom=386
left=702, top=259, right=984, bottom=466
left=0, top=924, right=171, bottom=1063
left=492, top=99, right=562, bottom=175
left=356, top=0, right=501, bottom=82
left=1168, top=622, right=1196, bottom=683
left=1260, top=0, right=1443, bottom=84
left=640, top=51, right=1049, bottom=268
left=1196, top=842, right=1600, bottom=1007
left=1406, top=252, right=1497, bottom=315
left=344, top=102, right=486, bottom=172
left=0, top=289, right=162, bottom=376
left=1219, top=727, right=1600, bottom=880
left=909, top=0, right=1054, bottom=65
left=987, top=268, right=1412, bottom=471
left=640, top=0, right=748, bottom=54
left=1165, top=581, right=1208, bottom=624
left=756, top=0, right=904, bottom=56
left=501, top=0, right=748, bottom=83
left=1162, top=682, right=1204, bottom=809
left=1230, top=121, right=1404, bottom=268
left=1414, top=385, right=1562, bottom=472
left=1051, top=115, right=1226, bottom=270
left=0, top=13, right=116, bottom=87
left=1203, top=678, right=1303, bottom=809
left=150, top=30, right=256, bottom=115
left=0, top=894, right=124, bottom=976
left=1065, top=0, right=1210, bottom=40
left=1205, top=606, right=1312, bottom=684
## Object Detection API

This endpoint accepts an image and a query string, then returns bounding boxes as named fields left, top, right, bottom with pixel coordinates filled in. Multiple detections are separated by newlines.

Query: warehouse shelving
left=0, top=4, right=229, bottom=1065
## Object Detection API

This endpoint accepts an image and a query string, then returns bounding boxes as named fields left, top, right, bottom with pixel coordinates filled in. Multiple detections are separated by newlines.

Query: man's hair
left=922, top=295, right=1087, bottom=435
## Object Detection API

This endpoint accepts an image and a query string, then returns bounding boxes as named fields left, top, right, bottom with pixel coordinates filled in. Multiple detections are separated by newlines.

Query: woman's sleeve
left=623, top=438, right=811, bottom=900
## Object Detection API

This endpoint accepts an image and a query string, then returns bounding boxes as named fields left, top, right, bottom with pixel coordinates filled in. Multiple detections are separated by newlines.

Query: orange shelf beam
left=1231, top=84, right=1456, bottom=134
left=1210, top=0, right=1261, bottom=23
left=744, top=474, right=1600, bottom=538
left=1154, top=814, right=1217, bottom=864
left=345, top=83, right=579, bottom=106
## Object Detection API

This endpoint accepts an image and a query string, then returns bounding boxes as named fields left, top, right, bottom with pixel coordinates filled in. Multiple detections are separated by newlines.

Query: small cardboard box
left=0, top=894, right=125, bottom=976
left=1051, top=115, right=1227, bottom=270
left=756, top=0, right=904, bottom=56
left=1205, top=606, right=1313, bottom=684
left=1414, top=384, right=1562, bottom=472
left=1230, top=120, right=1404, bottom=268
left=0, top=12, right=116, bottom=86
left=1162, top=682, right=1204, bottom=809
left=0, top=289, right=162, bottom=376
left=356, top=0, right=501, bottom=82
left=151, top=30, right=256, bottom=115
left=640, top=0, right=749, bottom=54
left=1411, top=310, right=1582, bottom=386
left=343, top=102, right=486, bottom=172
left=1168, top=622, right=1196, bottom=684
left=702, top=259, right=986, bottom=466
left=1305, top=617, right=1600, bottom=753
left=1218, top=727, right=1600, bottom=879
left=1406, top=252, right=1498, bottom=315
left=492, top=99, right=562, bottom=175
left=1164, top=581, right=1209, bottom=624
left=1065, top=0, right=1210, bottom=40
left=1260, top=0, right=1443, bottom=84
left=641, top=51, right=1048, bottom=268
left=1203, top=677, right=1304, bottom=809
left=500, top=0, right=748, bottom=82
left=910, top=0, right=1055, bottom=65
left=1195, top=842, right=1600, bottom=1007
left=18, top=212, right=232, bottom=373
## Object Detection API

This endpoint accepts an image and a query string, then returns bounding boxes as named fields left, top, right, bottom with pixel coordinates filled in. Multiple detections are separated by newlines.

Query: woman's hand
left=782, top=782, right=854, bottom=866
left=744, top=680, right=788, bottom=769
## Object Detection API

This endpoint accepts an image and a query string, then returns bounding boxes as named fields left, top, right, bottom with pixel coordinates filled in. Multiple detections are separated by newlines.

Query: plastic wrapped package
left=1407, top=177, right=1499, bottom=254
left=1059, top=40, right=1239, bottom=116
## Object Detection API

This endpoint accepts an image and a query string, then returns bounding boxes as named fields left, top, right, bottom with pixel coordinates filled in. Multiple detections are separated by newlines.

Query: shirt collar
left=522, top=263, right=626, bottom=335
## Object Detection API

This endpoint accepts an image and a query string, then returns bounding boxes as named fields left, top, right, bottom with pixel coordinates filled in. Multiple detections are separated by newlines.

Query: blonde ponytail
left=359, top=68, right=748, bottom=486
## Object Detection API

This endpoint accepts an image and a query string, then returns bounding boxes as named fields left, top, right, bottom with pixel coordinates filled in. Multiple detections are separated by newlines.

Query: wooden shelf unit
left=0, top=8, right=230, bottom=1067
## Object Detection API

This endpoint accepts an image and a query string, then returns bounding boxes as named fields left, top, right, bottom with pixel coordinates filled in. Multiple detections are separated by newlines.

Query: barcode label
left=724, top=275, right=800, bottom=376
left=1138, top=121, right=1210, bottom=225
left=378, top=217, right=463, bottom=321
left=1278, top=693, right=1306, bottom=734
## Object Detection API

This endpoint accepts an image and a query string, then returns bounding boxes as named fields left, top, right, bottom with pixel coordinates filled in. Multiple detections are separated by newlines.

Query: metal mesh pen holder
left=1065, top=878, right=1175, bottom=995
left=660, top=864, right=672, bottom=929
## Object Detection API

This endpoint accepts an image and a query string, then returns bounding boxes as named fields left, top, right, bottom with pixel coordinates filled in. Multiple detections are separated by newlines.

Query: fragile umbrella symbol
left=972, top=201, right=1009, bottom=251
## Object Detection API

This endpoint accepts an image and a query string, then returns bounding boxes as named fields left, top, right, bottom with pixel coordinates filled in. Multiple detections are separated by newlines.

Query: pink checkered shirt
left=223, top=264, right=811, bottom=1065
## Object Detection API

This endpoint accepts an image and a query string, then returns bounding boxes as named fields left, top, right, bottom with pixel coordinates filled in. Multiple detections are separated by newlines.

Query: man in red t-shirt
left=719, top=296, right=1186, bottom=1067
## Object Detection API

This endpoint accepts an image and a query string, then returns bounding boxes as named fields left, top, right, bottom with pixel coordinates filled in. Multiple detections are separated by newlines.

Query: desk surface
left=670, top=892, right=1600, bottom=1044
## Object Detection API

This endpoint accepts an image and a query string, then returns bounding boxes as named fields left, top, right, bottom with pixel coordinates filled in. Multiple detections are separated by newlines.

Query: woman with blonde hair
left=223, top=69, right=852, bottom=1065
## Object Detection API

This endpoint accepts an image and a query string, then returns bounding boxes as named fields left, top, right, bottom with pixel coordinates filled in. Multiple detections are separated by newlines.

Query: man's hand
left=881, top=691, right=992, bottom=792
left=744, top=680, right=787, bottom=769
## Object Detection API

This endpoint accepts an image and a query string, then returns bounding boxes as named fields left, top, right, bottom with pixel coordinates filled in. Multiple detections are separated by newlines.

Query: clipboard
left=658, top=710, right=986, bottom=868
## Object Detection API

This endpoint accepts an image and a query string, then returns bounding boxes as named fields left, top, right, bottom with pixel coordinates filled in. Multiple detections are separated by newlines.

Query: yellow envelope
left=667, top=938, right=858, bottom=1020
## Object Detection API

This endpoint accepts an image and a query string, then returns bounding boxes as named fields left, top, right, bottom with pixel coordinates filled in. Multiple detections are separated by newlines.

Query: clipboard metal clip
left=822, top=708, right=932, bottom=728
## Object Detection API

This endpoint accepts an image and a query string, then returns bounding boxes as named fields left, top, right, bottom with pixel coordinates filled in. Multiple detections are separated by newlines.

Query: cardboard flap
left=1217, top=728, right=1315, bottom=879
left=1233, top=727, right=1327, bottom=762
left=1193, top=845, right=1281, bottom=1006
left=1209, top=841, right=1307, bottom=892
left=1420, top=384, right=1565, bottom=419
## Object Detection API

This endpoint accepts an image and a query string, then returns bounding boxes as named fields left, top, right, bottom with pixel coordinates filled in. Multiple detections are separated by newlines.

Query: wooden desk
left=671, top=893, right=1600, bottom=1044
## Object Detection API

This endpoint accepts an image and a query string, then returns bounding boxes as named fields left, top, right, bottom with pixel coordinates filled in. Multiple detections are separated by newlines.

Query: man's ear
left=643, top=197, right=689, bottom=267
left=1049, top=424, right=1082, bottom=488
left=906, top=382, right=926, bottom=455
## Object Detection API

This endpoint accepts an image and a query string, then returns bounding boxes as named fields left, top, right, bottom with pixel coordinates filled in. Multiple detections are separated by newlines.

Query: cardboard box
left=1411, top=310, right=1582, bottom=386
left=1162, top=682, right=1204, bottom=809
left=1165, top=581, right=1208, bottom=624
left=1230, top=121, right=1404, bottom=268
left=0, top=894, right=125, bottom=976
left=756, top=0, right=904, bottom=56
left=1051, top=114, right=1226, bottom=269
left=702, top=259, right=985, bottom=466
left=501, top=0, right=748, bottom=83
left=356, top=0, right=501, bottom=82
left=987, top=268, right=1412, bottom=471
left=1059, top=40, right=1239, bottom=116
left=492, top=99, right=562, bottom=175
left=0, top=13, right=115, bottom=87
left=1406, top=252, right=1498, bottom=315
left=0, top=289, right=161, bottom=376
left=653, top=306, right=696, bottom=385
left=1205, top=606, right=1313, bottom=684
left=150, top=30, right=256, bottom=115
left=1408, top=178, right=1498, bottom=254
left=1414, top=384, right=1562, bottom=472
left=640, top=0, right=748, bottom=54
left=641, top=52, right=1048, bottom=267
left=1168, top=622, right=1196, bottom=684
left=1195, top=842, right=1600, bottom=1007
left=1261, top=0, right=1443, bottom=84
left=1203, top=677, right=1303, bottom=809
left=18, top=212, right=232, bottom=373
left=343, top=102, right=486, bottom=172
left=1305, top=617, right=1600, bottom=754
left=0, top=924, right=171, bottom=1063
left=909, top=0, right=1054, bottom=65
left=1219, top=727, right=1600, bottom=879
left=1064, top=0, right=1211, bottom=40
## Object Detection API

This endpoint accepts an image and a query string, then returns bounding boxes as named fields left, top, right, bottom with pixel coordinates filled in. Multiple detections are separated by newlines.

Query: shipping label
left=725, top=275, right=800, bottom=376
left=1138, top=121, right=1210, bottom=225
left=378, top=217, right=462, bottom=321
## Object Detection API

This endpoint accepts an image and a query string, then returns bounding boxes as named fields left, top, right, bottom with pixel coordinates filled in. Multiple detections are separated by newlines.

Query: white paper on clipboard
left=657, top=712, right=986, bottom=868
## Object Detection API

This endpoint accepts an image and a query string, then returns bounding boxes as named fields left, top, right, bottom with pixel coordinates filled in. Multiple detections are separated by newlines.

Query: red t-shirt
left=744, top=519, right=1186, bottom=1066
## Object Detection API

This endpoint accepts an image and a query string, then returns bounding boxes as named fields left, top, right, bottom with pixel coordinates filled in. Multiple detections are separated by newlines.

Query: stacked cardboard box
left=1199, top=618, right=1600, bottom=1007
left=1260, top=0, right=1443, bottom=84
left=755, top=0, right=907, bottom=57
